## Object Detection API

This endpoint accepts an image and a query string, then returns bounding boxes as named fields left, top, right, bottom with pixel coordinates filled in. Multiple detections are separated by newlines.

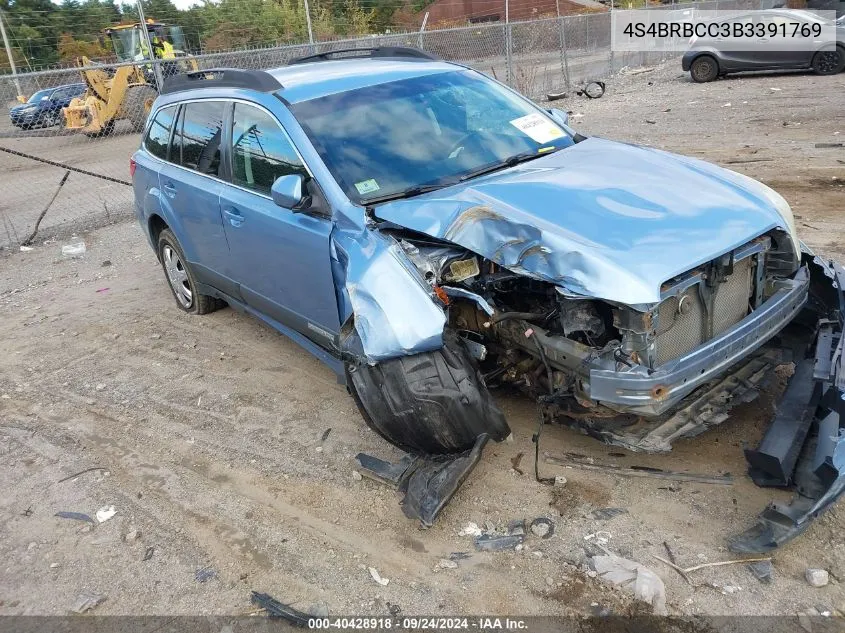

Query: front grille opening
left=655, top=256, right=754, bottom=366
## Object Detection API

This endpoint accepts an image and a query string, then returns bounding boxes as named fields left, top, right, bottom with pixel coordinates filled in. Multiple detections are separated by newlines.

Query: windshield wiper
left=459, top=149, right=556, bottom=182
left=362, top=182, right=454, bottom=206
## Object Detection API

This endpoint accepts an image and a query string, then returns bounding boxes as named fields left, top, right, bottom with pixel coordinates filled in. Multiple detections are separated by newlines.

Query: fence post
left=556, top=2, right=571, bottom=90
left=135, top=0, right=164, bottom=90
left=505, top=0, right=513, bottom=85
left=418, top=12, right=429, bottom=50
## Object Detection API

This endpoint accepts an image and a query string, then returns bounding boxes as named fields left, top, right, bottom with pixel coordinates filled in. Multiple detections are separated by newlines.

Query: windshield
left=27, top=89, right=53, bottom=103
left=290, top=70, right=574, bottom=203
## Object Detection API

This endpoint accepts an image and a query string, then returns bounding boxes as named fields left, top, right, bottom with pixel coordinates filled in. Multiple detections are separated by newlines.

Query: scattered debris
left=546, top=91, right=567, bottom=101
left=195, top=566, right=218, bottom=583
left=387, top=602, right=401, bottom=616
left=123, top=528, right=141, bottom=542
left=71, top=592, right=106, bottom=614
left=95, top=505, right=116, bottom=523
left=645, top=119, right=656, bottom=124
left=57, top=466, right=107, bottom=483
left=710, top=582, right=742, bottom=595
left=590, top=508, right=628, bottom=521
left=459, top=522, right=483, bottom=537
left=437, top=558, right=458, bottom=570
left=61, top=242, right=86, bottom=258
left=554, top=475, right=567, bottom=487
left=544, top=454, right=733, bottom=485
left=475, top=520, right=526, bottom=551
left=356, top=434, right=488, bottom=527
left=449, top=552, right=471, bottom=561
left=620, top=66, right=655, bottom=76
left=576, top=81, right=605, bottom=99
left=101, top=260, right=112, bottom=267
left=721, top=103, right=731, bottom=108
left=510, top=452, right=524, bottom=475
left=528, top=517, right=555, bottom=539
left=815, top=142, right=843, bottom=149
left=351, top=470, right=362, bottom=481
left=250, top=591, right=311, bottom=625
left=654, top=554, right=771, bottom=581
left=320, top=428, right=331, bottom=442
left=747, top=560, right=773, bottom=584
left=55, top=511, right=95, bottom=525
left=584, top=531, right=612, bottom=546
left=22, top=506, right=33, bottom=517
left=806, top=568, right=830, bottom=588
left=143, top=546, right=155, bottom=561
left=368, top=566, right=389, bottom=586
left=19, top=245, right=33, bottom=252
left=770, top=87, right=782, bottom=91
left=592, top=553, right=667, bottom=615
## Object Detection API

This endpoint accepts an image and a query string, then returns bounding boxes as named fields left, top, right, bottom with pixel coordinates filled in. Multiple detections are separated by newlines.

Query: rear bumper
left=588, top=266, right=810, bottom=415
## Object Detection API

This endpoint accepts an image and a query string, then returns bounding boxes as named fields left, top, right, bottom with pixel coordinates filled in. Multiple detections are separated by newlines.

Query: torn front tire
left=346, top=332, right=510, bottom=455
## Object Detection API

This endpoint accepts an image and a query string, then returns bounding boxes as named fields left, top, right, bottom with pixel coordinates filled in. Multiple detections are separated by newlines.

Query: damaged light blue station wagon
left=132, top=47, right=845, bottom=552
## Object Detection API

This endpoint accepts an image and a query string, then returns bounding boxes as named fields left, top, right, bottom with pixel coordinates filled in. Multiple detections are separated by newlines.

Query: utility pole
left=0, top=8, right=22, bottom=98
left=135, top=0, right=164, bottom=89
left=303, top=0, right=315, bottom=48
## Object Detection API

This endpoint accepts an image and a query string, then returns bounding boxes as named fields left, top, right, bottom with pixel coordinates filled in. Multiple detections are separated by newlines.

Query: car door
left=218, top=101, right=340, bottom=348
left=158, top=100, right=235, bottom=296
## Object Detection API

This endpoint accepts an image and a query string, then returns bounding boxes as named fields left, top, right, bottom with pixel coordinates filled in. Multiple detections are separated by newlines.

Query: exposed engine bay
left=394, top=227, right=806, bottom=453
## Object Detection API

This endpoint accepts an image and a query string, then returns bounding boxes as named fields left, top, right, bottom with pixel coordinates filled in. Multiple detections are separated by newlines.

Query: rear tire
left=346, top=332, right=511, bottom=455
left=812, top=46, right=845, bottom=76
left=690, top=55, right=719, bottom=83
left=124, top=84, right=158, bottom=132
left=85, top=119, right=115, bottom=138
left=156, top=229, right=225, bottom=315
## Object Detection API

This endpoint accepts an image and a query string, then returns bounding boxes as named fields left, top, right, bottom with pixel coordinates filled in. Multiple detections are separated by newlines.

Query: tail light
left=129, top=157, right=136, bottom=178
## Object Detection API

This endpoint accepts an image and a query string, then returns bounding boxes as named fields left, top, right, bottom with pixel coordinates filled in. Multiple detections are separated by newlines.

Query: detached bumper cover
left=730, top=255, right=845, bottom=553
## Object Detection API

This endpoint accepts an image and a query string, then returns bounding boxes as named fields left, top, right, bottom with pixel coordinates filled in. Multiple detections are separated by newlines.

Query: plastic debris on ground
left=474, top=520, right=526, bottom=551
left=71, top=593, right=106, bottom=614
left=591, top=553, right=667, bottom=615
left=368, top=567, right=389, bottom=586
left=61, top=242, right=86, bottom=257
left=747, top=560, right=773, bottom=584
left=55, top=511, right=96, bottom=525
left=195, top=566, right=218, bottom=583
left=95, top=505, right=116, bottom=523
left=250, top=591, right=311, bottom=625
left=591, top=508, right=628, bottom=521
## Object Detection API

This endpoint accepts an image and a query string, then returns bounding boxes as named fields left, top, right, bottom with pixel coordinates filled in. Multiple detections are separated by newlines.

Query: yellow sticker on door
left=509, top=113, right=565, bottom=145
left=355, top=179, right=380, bottom=195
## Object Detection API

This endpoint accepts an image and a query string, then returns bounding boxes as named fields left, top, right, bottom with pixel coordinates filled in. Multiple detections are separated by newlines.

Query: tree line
left=1, top=0, right=420, bottom=71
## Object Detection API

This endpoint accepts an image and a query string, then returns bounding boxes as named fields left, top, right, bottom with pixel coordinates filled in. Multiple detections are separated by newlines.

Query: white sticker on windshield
left=509, top=113, right=565, bottom=145
left=355, top=179, right=380, bottom=195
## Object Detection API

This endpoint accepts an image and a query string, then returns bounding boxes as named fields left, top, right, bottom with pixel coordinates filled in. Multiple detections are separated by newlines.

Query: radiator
left=655, top=257, right=754, bottom=366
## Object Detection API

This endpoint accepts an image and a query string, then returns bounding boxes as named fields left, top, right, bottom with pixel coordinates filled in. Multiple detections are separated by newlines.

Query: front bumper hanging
left=730, top=254, right=845, bottom=552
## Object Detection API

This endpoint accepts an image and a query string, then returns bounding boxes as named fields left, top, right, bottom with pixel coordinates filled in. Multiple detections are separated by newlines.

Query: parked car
left=132, top=49, right=845, bottom=550
left=9, top=83, right=86, bottom=129
left=682, top=9, right=845, bottom=82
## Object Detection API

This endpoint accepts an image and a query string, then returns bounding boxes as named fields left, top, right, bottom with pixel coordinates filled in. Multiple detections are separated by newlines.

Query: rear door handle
left=223, top=207, right=244, bottom=227
left=163, top=181, right=177, bottom=198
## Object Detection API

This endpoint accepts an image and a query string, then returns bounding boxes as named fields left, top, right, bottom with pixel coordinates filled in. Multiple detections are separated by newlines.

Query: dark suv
left=9, top=83, right=86, bottom=129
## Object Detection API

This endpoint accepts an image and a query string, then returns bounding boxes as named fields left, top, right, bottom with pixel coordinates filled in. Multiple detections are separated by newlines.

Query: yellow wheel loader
left=63, top=21, right=197, bottom=137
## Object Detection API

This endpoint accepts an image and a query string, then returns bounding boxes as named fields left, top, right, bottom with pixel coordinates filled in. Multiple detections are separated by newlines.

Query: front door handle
left=163, top=181, right=176, bottom=199
left=223, top=207, right=244, bottom=228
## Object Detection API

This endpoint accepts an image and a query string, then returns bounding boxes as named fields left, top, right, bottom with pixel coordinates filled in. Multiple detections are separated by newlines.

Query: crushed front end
left=392, top=226, right=845, bottom=550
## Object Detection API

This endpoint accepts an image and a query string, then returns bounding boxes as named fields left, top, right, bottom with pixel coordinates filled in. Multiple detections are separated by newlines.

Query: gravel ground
left=1, top=62, right=844, bottom=618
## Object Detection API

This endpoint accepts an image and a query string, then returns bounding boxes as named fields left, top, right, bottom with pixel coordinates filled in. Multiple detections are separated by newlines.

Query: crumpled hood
left=375, top=137, right=797, bottom=305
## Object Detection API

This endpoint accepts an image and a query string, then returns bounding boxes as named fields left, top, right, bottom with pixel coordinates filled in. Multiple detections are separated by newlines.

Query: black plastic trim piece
left=289, top=46, right=439, bottom=65
left=161, top=68, right=282, bottom=95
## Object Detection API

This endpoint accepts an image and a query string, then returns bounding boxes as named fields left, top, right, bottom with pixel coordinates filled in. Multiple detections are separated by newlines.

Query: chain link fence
left=0, top=0, right=767, bottom=251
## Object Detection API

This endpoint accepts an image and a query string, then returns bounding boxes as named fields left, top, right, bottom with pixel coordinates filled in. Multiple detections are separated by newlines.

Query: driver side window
left=231, top=103, right=307, bottom=196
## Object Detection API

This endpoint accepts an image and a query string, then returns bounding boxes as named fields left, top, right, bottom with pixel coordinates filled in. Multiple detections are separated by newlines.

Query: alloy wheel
left=162, top=245, right=193, bottom=308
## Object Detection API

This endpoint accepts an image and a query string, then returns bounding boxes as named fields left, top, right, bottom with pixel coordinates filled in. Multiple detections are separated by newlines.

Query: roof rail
left=160, top=68, right=282, bottom=95
left=289, top=46, right=439, bottom=65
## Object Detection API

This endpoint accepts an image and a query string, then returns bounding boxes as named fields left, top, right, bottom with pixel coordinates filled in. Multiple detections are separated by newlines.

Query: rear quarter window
left=173, top=101, right=225, bottom=176
left=145, top=105, right=177, bottom=161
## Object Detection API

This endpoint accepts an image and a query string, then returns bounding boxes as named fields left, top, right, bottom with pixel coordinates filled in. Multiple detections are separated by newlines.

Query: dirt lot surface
left=1, top=63, right=845, bottom=618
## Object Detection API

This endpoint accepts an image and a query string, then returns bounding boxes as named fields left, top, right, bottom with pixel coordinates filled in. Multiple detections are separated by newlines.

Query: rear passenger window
left=145, top=105, right=176, bottom=161
left=174, top=101, right=224, bottom=176
left=231, top=103, right=306, bottom=196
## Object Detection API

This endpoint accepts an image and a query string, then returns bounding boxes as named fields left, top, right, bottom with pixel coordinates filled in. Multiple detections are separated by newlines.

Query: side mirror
left=271, top=174, right=304, bottom=209
left=547, top=108, right=569, bottom=126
